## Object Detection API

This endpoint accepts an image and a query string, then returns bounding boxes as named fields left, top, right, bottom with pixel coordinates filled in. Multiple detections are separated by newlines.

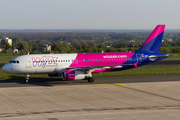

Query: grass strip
left=93, top=65, right=180, bottom=77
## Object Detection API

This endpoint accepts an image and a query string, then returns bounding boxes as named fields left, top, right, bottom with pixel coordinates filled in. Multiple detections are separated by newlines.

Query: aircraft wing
left=66, top=63, right=136, bottom=71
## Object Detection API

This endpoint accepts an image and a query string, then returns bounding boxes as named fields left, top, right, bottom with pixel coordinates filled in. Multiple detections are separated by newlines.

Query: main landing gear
left=25, top=74, right=30, bottom=83
left=87, top=77, right=94, bottom=83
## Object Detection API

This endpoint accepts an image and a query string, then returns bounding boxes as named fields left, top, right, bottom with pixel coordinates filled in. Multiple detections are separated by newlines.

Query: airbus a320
left=2, top=25, right=168, bottom=83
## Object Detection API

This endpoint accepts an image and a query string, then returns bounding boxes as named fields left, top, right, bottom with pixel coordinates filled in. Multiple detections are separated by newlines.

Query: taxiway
left=0, top=75, right=180, bottom=119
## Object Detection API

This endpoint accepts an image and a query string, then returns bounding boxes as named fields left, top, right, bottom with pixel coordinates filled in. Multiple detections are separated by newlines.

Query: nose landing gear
left=25, top=74, right=29, bottom=83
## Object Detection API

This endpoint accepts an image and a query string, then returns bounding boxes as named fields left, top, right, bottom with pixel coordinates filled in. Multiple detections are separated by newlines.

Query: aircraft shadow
left=0, top=75, right=88, bottom=87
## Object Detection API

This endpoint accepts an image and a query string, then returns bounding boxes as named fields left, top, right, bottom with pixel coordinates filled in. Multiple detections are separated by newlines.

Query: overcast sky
left=0, top=0, right=180, bottom=29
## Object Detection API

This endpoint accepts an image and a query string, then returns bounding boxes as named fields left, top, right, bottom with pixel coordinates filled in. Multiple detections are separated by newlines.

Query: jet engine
left=62, top=70, right=90, bottom=81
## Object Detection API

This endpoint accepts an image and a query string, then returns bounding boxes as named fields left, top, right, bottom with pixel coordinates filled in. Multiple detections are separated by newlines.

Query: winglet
left=133, top=62, right=138, bottom=67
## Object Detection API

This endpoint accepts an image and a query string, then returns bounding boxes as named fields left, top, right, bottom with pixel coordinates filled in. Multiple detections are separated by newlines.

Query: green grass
left=164, top=53, right=180, bottom=60
left=0, top=55, right=18, bottom=63
left=0, top=65, right=180, bottom=80
left=93, top=65, right=180, bottom=77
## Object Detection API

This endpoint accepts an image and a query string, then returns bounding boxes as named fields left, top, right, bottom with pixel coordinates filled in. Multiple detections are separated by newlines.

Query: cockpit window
left=9, top=60, right=19, bottom=64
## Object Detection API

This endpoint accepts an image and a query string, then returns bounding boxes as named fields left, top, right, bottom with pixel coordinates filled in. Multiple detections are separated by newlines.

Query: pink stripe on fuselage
left=69, top=52, right=135, bottom=67
left=142, top=25, right=165, bottom=47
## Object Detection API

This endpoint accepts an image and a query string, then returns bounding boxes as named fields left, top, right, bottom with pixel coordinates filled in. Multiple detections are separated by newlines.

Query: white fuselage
left=3, top=54, right=78, bottom=74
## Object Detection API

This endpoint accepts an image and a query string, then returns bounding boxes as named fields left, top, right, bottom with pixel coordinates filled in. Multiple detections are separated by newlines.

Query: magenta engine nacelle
left=62, top=70, right=89, bottom=80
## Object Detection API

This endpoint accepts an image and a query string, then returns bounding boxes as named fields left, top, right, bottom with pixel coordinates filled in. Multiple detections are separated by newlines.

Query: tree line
left=1, top=40, right=180, bottom=56
left=1, top=31, right=180, bottom=55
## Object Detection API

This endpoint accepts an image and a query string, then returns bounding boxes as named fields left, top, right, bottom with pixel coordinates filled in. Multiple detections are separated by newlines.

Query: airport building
left=37, top=44, right=51, bottom=53
left=0, top=37, right=12, bottom=47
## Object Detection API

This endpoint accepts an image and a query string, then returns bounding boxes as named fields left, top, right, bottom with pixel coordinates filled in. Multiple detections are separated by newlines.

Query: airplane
left=2, top=25, right=168, bottom=83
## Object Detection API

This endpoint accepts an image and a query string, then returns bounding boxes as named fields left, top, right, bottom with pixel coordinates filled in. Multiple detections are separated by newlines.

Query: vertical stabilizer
left=137, top=25, right=165, bottom=53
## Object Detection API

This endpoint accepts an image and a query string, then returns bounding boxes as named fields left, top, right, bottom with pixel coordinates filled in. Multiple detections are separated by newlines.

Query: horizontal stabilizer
left=149, top=55, right=169, bottom=61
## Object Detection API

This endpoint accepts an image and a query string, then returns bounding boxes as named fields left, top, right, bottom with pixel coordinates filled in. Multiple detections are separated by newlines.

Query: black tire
left=88, top=77, right=94, bottom=82
left=25, top=79, right=29, bottom=83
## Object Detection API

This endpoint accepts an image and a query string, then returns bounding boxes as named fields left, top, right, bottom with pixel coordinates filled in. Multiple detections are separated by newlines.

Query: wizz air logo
left=32, top=56, right=58, bottom=68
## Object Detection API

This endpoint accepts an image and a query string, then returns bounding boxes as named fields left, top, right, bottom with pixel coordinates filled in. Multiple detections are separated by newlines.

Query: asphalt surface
left=0, top=74, right=180, bottom=88
left=0, top=60, right=180, bottom=68
left=0, top=75, right=180, bottom=119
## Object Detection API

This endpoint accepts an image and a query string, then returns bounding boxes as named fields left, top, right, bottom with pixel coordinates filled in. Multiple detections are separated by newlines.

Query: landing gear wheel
left=88, top=77, right=94, bottom=83
left=25, top=74, right=30, bottom=83
left=25, top=79, right=29, bottom=83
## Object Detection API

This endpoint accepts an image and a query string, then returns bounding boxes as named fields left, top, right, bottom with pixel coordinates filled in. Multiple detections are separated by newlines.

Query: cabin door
left=136, top=54, right=142, bottom=63
left=26, top=56, right=31, bottom=68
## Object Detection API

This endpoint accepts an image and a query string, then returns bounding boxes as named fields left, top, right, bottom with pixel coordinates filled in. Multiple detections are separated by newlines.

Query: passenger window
left=17, top=61, right=19, bottom=63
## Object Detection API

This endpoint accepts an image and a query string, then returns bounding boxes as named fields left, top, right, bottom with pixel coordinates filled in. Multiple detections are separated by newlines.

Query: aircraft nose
left=2, top=64, right=10, bottom=73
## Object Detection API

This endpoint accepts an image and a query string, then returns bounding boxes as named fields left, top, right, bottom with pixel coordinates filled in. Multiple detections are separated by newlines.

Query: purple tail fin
left=137, top=25, right=165, bottom=53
